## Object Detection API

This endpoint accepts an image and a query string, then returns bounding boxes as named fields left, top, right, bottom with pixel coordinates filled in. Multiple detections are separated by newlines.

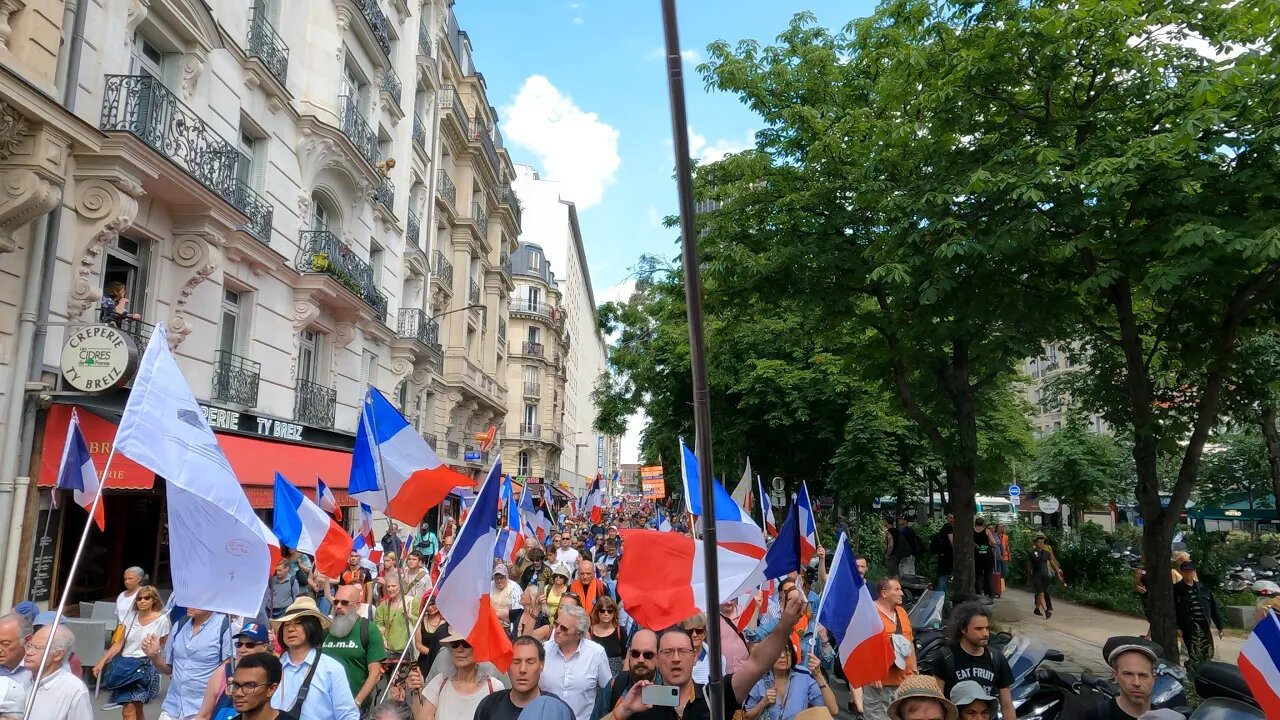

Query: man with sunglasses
left=555, top=534, right=581, bottom=568
left=226, top=652, right=296, bottom=720
left=606, top=585, right=808, bottom=720
left=196, top=622, right=273, bottom=719
left=541, top=605, right=611, bottom=720
left=321, top=585, right=385, bottom=710
left=591, top=629, right=658, bottom=720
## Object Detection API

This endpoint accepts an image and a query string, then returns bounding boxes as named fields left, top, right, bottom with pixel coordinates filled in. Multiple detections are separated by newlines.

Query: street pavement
left=995, top=587, right=1244, bottom=674
left=87, top=589, right=1245, bottom=719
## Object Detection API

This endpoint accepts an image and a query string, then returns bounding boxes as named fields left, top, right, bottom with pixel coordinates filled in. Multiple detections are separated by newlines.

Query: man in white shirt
left=490, top=564, right=524, bottom=632
left=0, top=615, right=31, bottom=690
left=540, top=605, right=611, bottom=720
left=116, top=567, right=145, bottom=624
left=23, top=625, right=92, bottom=720
left=554, top=534, right=581, bottom=568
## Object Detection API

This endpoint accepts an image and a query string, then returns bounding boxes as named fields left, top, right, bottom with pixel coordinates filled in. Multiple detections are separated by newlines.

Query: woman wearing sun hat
left=412, top=631, right=504, bottom=719
left=269, top=597, right=360, bottom=720
left=888, top=675, right=958, bottom=720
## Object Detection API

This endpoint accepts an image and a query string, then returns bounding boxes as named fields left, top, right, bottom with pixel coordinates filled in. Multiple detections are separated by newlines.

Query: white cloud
left=645, top=204, right=661, bottom=228
left=568, top=2, right=580, bottom=7
left=621, top=409, right=645, bottom=465
left=645, top=47, right=701, bottom=63
left=502, top=75, right=620, bottom=209
left=687, top=126, right=756, bottom=163
left=599, top=278, right=637, bottom=306
left=572, top=16, right=584, bottom=25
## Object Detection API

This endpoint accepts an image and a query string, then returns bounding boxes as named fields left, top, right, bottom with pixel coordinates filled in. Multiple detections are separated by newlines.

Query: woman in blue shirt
left=743, top=645, right=839, bottom=720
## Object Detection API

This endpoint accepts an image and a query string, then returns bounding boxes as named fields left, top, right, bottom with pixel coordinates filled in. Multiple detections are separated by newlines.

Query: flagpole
left=365, top=389, right=424, bottom=693
left=660, top=1, right=724, bottom=716
left=22, top=448, right=116, bottom=720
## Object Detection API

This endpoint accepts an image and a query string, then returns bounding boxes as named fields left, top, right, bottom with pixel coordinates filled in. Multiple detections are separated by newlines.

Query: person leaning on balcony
left=99, top=281, right=141, bottom=327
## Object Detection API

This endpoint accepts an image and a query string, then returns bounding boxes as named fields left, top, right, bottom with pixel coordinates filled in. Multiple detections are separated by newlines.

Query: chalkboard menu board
left=28, top=508, right=59, bottom=602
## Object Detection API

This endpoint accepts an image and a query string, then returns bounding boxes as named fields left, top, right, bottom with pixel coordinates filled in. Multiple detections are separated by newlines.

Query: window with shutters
left=298, top=330, right=320, bottom=382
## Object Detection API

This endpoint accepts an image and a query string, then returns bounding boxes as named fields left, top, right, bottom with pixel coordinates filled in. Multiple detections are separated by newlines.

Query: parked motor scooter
left=1009, top=636, right=1188, bottom=720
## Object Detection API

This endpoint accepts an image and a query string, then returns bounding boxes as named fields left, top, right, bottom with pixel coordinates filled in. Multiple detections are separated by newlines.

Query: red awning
left=39, top=404, right=155, bottom=489
left=243, top=486, right=357, bottom=510
left=40, top=405, right=357, bottom=510
left=216, top=432, right=352, bottom=494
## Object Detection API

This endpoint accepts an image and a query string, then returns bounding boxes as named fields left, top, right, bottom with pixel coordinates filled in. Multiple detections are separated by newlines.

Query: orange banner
left=640, top=466, right=665, bottom=499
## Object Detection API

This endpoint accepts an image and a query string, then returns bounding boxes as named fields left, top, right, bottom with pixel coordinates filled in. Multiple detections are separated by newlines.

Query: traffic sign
left=1039, top=496, right=1060, bottom=514
left=1008, top=484, right=1021, bottom=498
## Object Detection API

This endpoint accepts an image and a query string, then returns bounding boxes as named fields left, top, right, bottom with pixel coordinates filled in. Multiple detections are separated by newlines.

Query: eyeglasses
left=629, top=649, right=656, bottom=660
left=333, top=600, right=354, bottom=607
left=685, top=627, right=706, bottom=635
left=234, top=641, right=262, bottom=649
left=555, top=624, right=575, bottom=634
left=22, top=642, right=44, bottom=653
left=659, top=648, right=695, bottom=658
left=228, top=681, right=268, bottom=694
left=448, top=640, right=472, bottom=649
left=599, top=609, right=615, bottom=615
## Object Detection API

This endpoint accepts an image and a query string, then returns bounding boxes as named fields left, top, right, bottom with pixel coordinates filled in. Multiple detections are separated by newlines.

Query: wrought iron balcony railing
left=509, top=298, right=552, bottom=319
left=339, top=95, right=378, bottom=167
left=521, top=341, right=545, bottom=358
left=470, top=120, right=500, bottom=177
left=357, top=0, right=392, bottom=57
left=468, top=278, right=481, bottom=304
left=523, top=381, right=541, bottom=398
left=233, top=180, right=273, bottom=243
left=432, top=250, right=454, bottom=286
left=501, top=185, right=521, bottom=226
left=407, top=209, right=422, bottom=247
left=413, top=117, right=426, bottom=151
left=116, top=317, right=154, bottom=350
left=247, top=4, right=289, bottom=85
left=397, top=308, right=442, bottom=353
left=447, top=440, right=460, bottom=458
left=296, top=230, right=387, bottom=320
left=423, top=432, right=438, bottom=450
left=374, top=176, right=394, bottom=213
left=520, top=423, right=541, bottom=439
left=418, top=20, right=433, bottom=58
left=294, top=378, right=336, bottom=428
left=436, top=169, right=456, bottom=208
left=212, top=350, right=261, bottom=407
left=439, top=85, right=469, bottom=134
left=471, top=202, right=488, bottom=238
left=380, top=66, right=402, bottom=108
left=100, top=75, right=241, bottom=208
left=499, top=251, right=511, bottom=278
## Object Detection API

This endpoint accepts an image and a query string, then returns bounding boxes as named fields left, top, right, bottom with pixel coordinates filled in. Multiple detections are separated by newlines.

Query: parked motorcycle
left=1193, top=661, right=1263, bottom=717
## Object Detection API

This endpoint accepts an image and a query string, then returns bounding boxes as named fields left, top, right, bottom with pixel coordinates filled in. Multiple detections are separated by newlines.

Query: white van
left=975, top=496, right=1018, bottom=525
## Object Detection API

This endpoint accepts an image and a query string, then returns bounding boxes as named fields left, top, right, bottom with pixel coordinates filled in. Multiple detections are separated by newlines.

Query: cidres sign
left=59, top=326, right=137, bottom=392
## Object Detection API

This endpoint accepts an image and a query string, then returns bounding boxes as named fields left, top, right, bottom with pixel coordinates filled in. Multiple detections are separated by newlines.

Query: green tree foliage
left=694, top=0, right=1278, bottom=658
left=1198, top=429, right=1278, bottom=511
left=1026, top=415, right=1131, bottom=523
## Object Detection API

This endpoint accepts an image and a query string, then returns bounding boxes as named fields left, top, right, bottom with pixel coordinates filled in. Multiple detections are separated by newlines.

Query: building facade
left=0, top=0, right=517, bottom=607
left=505, top=165, right=618, bottom=498
left=1023, top=341, right=1107, bottom=436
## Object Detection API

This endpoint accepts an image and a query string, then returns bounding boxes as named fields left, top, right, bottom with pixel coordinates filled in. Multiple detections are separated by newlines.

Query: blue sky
left=455, top=1, right=876, bottom=300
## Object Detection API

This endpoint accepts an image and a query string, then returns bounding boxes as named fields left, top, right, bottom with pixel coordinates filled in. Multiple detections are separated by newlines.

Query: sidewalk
left=994, top=587, right=1244, bottom=674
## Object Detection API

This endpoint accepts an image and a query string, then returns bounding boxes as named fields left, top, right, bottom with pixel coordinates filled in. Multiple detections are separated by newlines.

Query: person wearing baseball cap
left=196, top=622, right=274, bottom=719
left=888, top=675, right=957, bottom=720
left=948, top=681, right=995, bottom=720
left=1084, top=639, right=1159, bottom=720
left=492, top=564, right=525, bottom=633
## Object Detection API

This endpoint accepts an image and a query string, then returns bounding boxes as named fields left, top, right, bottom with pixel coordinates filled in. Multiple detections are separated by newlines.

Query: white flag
left=114, top=323, right=275, bottom=618
left=730, top=457, right=753, bottom=511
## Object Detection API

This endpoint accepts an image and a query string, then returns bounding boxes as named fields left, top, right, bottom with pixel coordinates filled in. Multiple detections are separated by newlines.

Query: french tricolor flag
left=316, top=477, right=341, bottom=521
left=352, top=502, right=381, bottom=570
left=655, top=508, right=672, bottom=532
left=54, top=410, right=105, bottom=531
left=519, top=487, right=554, bottom=543
left=272, top=472, right=353, bottom=578
left=583, top=474, right=605, bottom=523
left=816, top=532, right=891, bottom=688
left=796, top=480, right=818, bottom=564
left=495, top=475, right=521, bottom=563
left=350, top=389, right=472, bottom=525
left=1240, top=611, right=1280, bottom=718
left=435, top=458, right=512, bottom=671
left=757, top=476, right=777, bottom=538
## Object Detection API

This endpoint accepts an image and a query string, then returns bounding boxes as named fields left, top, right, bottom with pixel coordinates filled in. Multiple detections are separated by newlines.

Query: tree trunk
left=1260, top=406, right=1280, bottom=524
left=947, top=465, right=977, bottom=595
left=946, top=340, right=981, bottom=596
